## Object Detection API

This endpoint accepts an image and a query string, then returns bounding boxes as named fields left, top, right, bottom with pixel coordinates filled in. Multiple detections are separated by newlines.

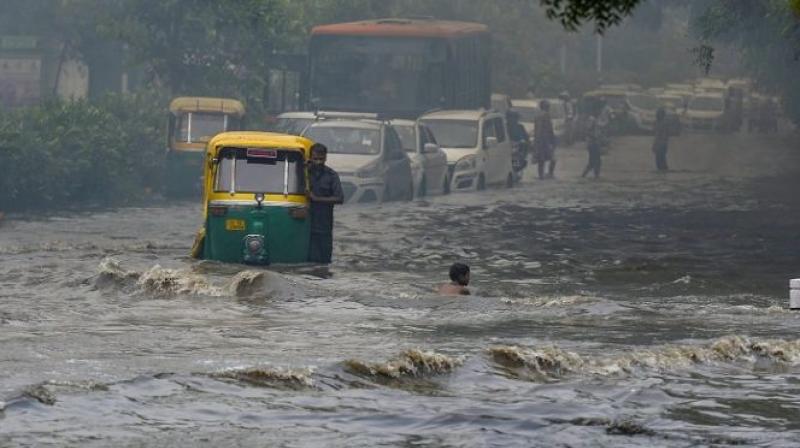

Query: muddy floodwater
left=2, top=132, right=800, bottom=447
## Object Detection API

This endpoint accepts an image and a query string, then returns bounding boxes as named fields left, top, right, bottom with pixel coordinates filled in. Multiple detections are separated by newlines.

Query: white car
left=302, top=119, right=414, bottom=203
left=268, top=111, right=317, bottom=136
left=391, top=119, right=450, bottom=197
left=683, top=94, right=725, bottom=131
left=625, top=93, right=660, bottom=133
left=512, top=98, right=571, bottom=143
left=420, top=110, right=514, bottom=192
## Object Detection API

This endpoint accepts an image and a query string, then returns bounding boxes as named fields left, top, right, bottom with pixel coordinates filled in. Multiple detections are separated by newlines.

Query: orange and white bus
left=307, top=18, right=490, bottom=118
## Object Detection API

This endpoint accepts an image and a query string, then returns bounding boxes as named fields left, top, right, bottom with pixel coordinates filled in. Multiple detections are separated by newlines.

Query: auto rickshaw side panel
left=203, top=203, right=311, bottom=264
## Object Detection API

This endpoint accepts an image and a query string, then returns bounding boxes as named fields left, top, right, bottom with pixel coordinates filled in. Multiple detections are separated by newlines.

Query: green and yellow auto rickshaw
left=166, top=97, right=245, bottom=196
left=191, top=132, right=313, bottom=265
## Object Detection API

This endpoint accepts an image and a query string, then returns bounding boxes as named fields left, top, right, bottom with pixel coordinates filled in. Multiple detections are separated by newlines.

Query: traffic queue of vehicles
left=564, top=78, right=779, bottom=138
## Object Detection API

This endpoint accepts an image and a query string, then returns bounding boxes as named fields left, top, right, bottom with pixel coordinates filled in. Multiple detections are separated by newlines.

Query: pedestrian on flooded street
left=308, top=143, right=344, bottom=264
left=653, top=107, right=670, bottom=171
left=581, top=113, right=603, bottom=179
left=533, top=99, right=557, bottom=179
left=438, top=263, right=471, bottom=295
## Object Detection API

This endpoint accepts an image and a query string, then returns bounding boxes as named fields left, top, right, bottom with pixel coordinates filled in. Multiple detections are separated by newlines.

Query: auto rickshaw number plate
left=225, top=219, right=246, bottom=231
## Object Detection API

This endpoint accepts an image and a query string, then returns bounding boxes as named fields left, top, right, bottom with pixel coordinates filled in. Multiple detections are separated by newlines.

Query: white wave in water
left=489, top=335, right=800, bottom=380
left=500, top=295, right=596, bottom=307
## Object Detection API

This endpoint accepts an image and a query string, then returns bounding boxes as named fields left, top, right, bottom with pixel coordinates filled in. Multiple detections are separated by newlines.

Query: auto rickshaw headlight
left=245, top=235, right=264, bottom=254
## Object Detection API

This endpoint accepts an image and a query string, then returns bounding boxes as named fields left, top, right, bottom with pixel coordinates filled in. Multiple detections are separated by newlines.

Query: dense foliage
left=690, top=0, right=800, bottom=125
left=0, top=92, right=166, bottom=211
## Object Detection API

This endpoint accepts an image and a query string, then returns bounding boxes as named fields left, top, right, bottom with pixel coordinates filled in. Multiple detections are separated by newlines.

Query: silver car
left=302, top=119, right=414, bottom=203
left=391, top=119, right=450, bottom=197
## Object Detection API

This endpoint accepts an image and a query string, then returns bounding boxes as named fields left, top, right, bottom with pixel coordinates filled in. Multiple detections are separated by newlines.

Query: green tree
left=691, top=0, right=800, bottom=124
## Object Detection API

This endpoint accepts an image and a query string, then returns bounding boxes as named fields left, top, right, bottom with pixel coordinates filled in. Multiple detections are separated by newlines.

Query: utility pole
left=596, top=34, right=603, bottom=73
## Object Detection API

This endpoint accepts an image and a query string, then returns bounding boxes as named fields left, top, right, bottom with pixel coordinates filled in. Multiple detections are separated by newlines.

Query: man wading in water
left=308, top=143, right=343, bottom=264
left=533, top=99, right=557, bottom=179
left=438, top=263, right=471, bottom=295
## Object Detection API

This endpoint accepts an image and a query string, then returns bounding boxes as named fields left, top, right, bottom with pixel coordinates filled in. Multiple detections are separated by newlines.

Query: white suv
left=420, top=110, right=515, bottom=191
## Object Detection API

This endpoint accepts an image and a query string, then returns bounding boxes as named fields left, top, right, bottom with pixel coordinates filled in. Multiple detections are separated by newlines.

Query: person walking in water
left=308, top=143, right=344, bottom=264
left=652, top=107, right=670, bottom=171
left=533, top=100, right=557, bottom=179
left=581, top=107, right=603, bottom=179
left=438, top=263, right=471, bottom=296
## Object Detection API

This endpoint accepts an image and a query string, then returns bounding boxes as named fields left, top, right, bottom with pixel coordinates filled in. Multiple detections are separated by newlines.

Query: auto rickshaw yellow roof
left=169, top=97, right=245, bottom=116
left=207, top=131, right=314, bottom=158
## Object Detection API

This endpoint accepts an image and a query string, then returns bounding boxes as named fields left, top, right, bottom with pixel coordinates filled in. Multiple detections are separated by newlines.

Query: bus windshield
left=310, top=36, right=445, bottom=115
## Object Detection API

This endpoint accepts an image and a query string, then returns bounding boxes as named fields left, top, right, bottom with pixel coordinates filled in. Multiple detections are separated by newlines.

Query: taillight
left=209, top=205, right=228, bottom=216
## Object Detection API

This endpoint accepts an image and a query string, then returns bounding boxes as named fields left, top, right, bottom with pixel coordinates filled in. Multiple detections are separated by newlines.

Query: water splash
left=345, top=349, right=463, bottom=379
left=489, top=336, right=800, bottom=380
left=137, top=265, right=222, bottom=297
left=210, top=367, right=314, bottom=389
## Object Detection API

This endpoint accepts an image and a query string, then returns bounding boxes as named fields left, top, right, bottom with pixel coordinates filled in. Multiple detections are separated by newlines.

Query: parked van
left=420, top=110, right=514, bottom=191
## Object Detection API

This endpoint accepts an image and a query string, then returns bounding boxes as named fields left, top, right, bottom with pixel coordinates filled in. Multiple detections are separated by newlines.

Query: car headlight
left=455, top=155, right=477, bottom=172
left=356, top=161, right=381, bottom=178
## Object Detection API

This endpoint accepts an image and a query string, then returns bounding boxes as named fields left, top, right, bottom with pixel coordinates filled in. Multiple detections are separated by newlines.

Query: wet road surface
left=1, top=131, right=800, bottom=447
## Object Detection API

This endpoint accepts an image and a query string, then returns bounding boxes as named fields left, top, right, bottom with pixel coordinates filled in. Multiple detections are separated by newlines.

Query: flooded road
left=2, top=131, right=800, bottom=447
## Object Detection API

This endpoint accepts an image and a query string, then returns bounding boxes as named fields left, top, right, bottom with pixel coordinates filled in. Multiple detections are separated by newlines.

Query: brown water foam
left=344, top=349, right=464, bottom=379
left=489, top=336, right=800, bottom=380
left=209, top=367, right=315, bottom=389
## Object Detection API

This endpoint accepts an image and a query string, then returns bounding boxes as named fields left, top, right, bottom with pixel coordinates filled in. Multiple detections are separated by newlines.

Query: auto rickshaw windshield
left=214, top=147, right=306, bottom=194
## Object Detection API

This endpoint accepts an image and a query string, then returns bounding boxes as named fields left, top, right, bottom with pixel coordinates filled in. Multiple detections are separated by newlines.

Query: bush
left=0, top=91, right=167, bottom=211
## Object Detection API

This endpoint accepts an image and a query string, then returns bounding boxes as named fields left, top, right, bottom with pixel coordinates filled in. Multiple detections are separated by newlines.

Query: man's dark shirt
left=309, top=165, right=343, bottom=233
left=508, top=122, right=530, bottom=143
left=533, top=112, right=555, bottom=150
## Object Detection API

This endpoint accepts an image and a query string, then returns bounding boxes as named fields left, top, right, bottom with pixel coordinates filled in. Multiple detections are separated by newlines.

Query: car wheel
left=477, top=174, right=486, bottom=191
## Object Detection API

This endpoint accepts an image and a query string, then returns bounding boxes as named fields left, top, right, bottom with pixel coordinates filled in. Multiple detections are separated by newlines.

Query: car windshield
left=690, top=96, right=724, bottom=112
left=303, top=126, right=381, bottom=155
left=177, top=112, right=229, bottom=143
left=659, top=96, right=683, bottom=109
left=420, top=119, right=478, bottom=149
left=628, top=94, right=660, bottom=111
left=394, top=125, right=417, bottom=153
left=269, top=117, right=314, bottom=136
left=512, top=106, right=538, bottom=122
left=214, top=147, right=305, bottom=194
left=602, top=95, right=627, bottom=110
